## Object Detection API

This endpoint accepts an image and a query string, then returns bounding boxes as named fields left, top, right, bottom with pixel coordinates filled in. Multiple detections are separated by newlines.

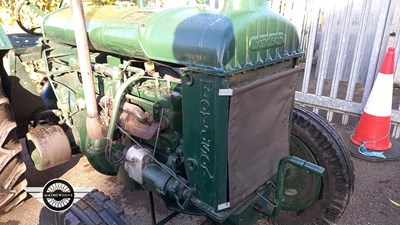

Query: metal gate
left=268, top=0, right=400, bottom=139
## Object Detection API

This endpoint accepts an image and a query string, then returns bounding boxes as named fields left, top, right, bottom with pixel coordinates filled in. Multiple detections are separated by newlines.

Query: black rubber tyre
left=274, top=105, right=355, bottom=225
left=0, top=98, right=27, bottom=214
left=39, top=189, right=134, bottom=225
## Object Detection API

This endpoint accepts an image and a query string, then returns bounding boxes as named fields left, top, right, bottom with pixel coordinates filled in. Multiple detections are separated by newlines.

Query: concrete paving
left=0, top=125, right=399, bottom=225
left=334, top=125, right=400, bottom=225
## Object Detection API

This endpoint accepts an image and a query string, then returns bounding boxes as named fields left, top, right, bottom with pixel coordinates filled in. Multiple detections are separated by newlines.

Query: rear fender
left=0, top=28, right=44, bottom=137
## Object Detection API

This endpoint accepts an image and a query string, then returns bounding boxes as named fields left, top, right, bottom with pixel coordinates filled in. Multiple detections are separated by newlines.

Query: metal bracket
left=219, top=89, right=233, bottom=96
left=254, top=156, right=325, bottom=218
left=217, top=202, right=230, bottom=211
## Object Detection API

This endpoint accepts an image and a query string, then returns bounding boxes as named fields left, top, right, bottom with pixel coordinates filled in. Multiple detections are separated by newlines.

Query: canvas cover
left=227, top=67, right=299, bottom=206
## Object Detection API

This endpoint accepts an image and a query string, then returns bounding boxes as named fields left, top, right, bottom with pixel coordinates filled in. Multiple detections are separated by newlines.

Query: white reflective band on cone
left=364, top=73, right=393, bottom=117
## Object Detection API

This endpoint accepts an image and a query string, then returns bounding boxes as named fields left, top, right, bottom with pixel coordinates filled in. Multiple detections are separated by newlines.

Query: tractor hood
left=42, top=2, right=302, bottom=73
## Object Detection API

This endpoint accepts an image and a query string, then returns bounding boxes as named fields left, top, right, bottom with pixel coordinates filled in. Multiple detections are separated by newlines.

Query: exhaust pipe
left=71, top=0, right=103, bottom=139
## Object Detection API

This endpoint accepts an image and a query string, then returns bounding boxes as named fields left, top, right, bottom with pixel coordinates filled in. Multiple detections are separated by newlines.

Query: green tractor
left=0, top=0, right=354, bottom=224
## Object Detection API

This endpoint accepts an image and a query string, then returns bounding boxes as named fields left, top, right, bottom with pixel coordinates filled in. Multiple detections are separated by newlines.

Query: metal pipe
left=375, top=0, right=398, bottom=82
left=394, top=17, right=400, bottom=139
left=25, top=2, right=45, bottom=16
left=343, top=0, right=372, bottom=125
left=395, top=17, right=400, bottom=78
left=106, top=67, right=145, bottom=142
left=314, top=1, right=335, bottom=114
left=302, top=0, right=320, bottom=93
left=329, top=0, right=353, bottom=95
left=70, top=0, right=103, bottom=139
left=362, top=0, right=392, bottom=104
left=327, top=0, right=353, bottom=122
left=138, top=0, right=146, bottom=7
left=104, top=68, right=143, bottom=165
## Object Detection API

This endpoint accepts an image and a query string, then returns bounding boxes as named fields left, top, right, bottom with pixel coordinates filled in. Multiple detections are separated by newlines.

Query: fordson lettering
left=199, top=81, right=214, bottom=179
left=249, top=32, right=285, bottom=51
left=2, top=1, right=354, bottom=224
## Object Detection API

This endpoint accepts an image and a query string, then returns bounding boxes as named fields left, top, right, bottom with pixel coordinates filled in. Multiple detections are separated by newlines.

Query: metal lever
left=254, top=156, right=325, bottom=217
left=286, top=156, right=325, bottom=176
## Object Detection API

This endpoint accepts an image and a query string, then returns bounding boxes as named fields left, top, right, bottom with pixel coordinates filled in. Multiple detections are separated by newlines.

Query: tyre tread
left=39, top=190, right=133, bottom=225
left=0, top=100, right=27, bottom=214
left=275, top=105, right=355, bottom=225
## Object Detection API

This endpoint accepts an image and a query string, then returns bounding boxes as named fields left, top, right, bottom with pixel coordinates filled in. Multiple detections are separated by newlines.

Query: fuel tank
left=42, top=1, right=302, bottom=72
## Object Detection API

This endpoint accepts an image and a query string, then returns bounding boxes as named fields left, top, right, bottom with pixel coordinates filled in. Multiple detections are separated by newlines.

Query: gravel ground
left=0, top=128, right=399, bottom=225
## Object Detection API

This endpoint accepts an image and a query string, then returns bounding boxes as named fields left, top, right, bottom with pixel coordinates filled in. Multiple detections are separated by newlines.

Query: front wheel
left=275, top=106, right=355, bottom=225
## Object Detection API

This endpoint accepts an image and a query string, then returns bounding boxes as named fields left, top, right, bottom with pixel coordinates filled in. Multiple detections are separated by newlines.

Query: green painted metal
left=42, top=44, right=184, bottom=175
left=137, top=0, right=146, bottom=7
left=0, top=26, right=12, bottom=50
left=223, top=206, right=263, bottom=225
left=253, top=156, right=325, bottom=218
left=42, top=1, right=302, bottom=73
left=2, top=48, right=44, bottom=135
left=181, top=71, right=229, bottom=210
left=194, top=155, right=324, bottom=223
left=105, top=66, right=144, bottom=142
left=72, top=110, right=119, bottom=175
left=41, top=42, right=118, bottom=175
left=125, top=86, right=183, bottom=153
left=26, top=1, right=46, bottom=17
left=128, top=78, right=183, bottom=145
left=281, top=136, right=322, bottom=211
left=35, top=1, right=314, bottom=224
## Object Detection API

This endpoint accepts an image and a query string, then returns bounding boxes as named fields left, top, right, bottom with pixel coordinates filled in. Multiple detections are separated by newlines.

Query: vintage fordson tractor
left=0, top=0, right=354, bottom=224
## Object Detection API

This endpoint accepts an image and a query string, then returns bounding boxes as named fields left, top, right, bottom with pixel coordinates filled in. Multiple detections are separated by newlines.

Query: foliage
left=0, top=0, right=18, bottom=26
left=1, top=0, right=59, bottom=27
left=89, top=0, right=117, bottom=5
left=0, top=0, right=136, bottom=27
left=0, top=0, right=163, bottom=89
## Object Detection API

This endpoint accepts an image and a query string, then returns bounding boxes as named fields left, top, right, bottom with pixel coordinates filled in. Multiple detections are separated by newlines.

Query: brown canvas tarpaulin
left=227, top=67, right=299, bottom=206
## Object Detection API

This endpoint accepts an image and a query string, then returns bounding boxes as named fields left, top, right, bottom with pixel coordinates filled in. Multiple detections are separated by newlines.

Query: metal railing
left=268, top=0, right=400, bottom=139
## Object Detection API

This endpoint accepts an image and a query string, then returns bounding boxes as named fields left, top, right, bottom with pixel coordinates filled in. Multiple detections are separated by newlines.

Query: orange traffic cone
left=350, top=47, right=395, bottom=151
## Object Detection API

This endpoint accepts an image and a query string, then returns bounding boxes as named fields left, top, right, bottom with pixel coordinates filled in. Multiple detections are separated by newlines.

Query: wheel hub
left=281, top=136, right=322, bottom=211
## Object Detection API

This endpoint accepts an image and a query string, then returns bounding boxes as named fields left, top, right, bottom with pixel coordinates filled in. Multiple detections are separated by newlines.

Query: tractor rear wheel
left=274, top=105, right=355, bottom=225
left=0, top=98, right=27, bottom=214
